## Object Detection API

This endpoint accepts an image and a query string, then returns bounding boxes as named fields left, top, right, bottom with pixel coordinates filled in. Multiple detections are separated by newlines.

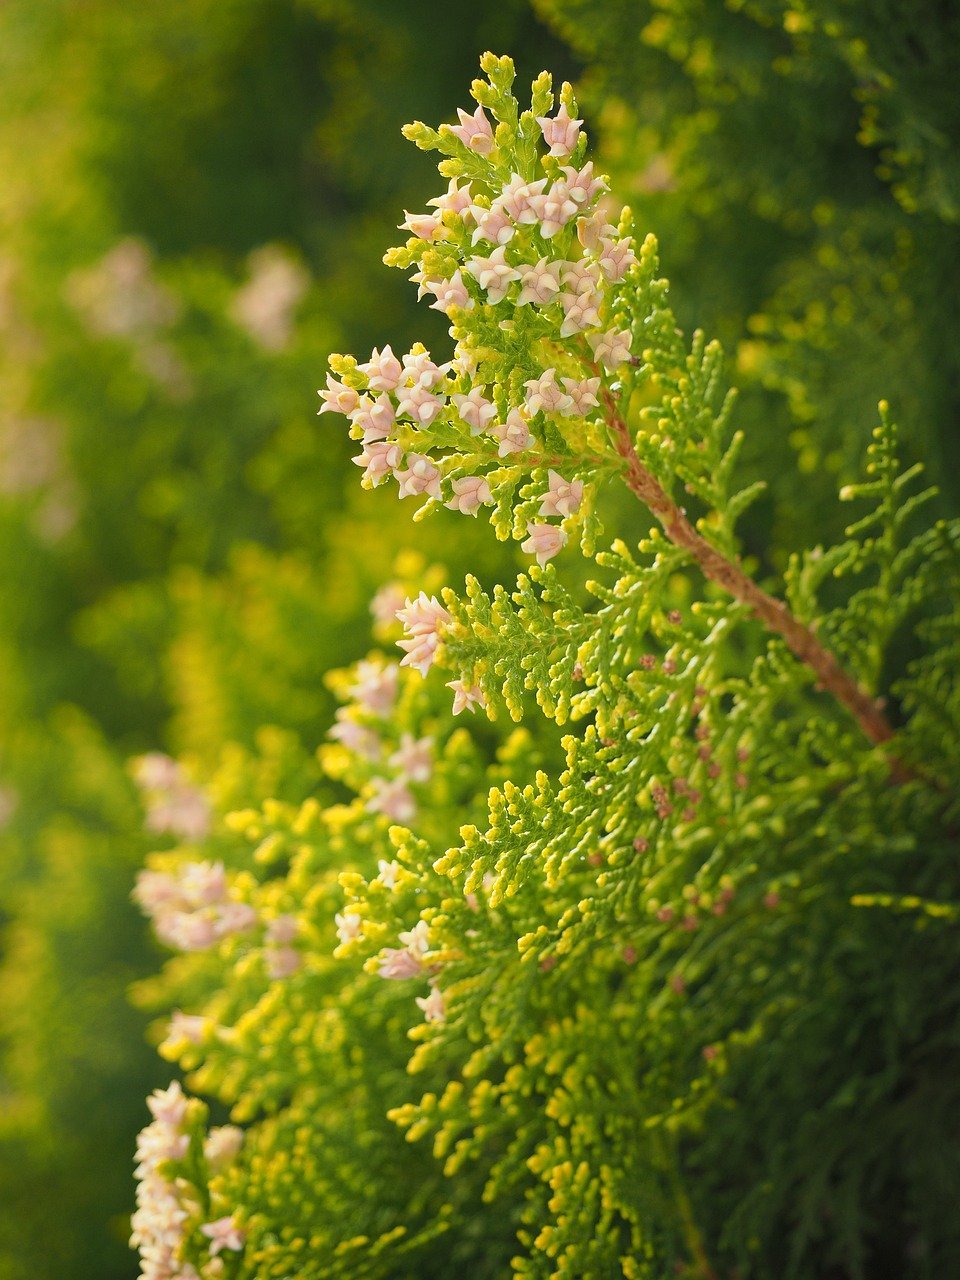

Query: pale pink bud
left=577, top=211, right=616, bottom=252
left=214, top=901, right=258, bottom=938
left=398, top=210, right=442, bottom=240
left=353, top=440, right=403, bottom=486
left=349, top=393, right=395, bottom=441
left=335, top=910, right=363, bottom=945
left=488, top=408, right=531, bottom=457
left=516, top=257, right=563, bottom=307
left=317, top=373, right=360, bottom=416
left=200, top=1216, right=245, bottom=1257
left=561, top=377, right=601, bottom=415
left=378, top=947, right=423, bottom=979
left=398, top=919, right=431, bottom=957
left=524, top=368, right=575, bottom=417
left=470, top=204, right=515, bottom=246
left=377, top=858, right=401, bottom=888
left=368, top=776, right=416, bottom=823
left=446, top=678, right=487, bottom=716
left=497, top=174, right=548, bottom=224
left=415, top=983, right=447, bottom=1024
left=521, top=522, right=568, bottom=567
left=265, top=945, right=302, bottom=979
left=452, top=386, right=497, bottom=434
left=350, top=659, right=399, bottom=716
left=535, top=102, right=583, bottom=157
left=587, top=328, right=633, bottom=369
left=597, top=237, right=637, bottom=283
left=401, top=350, right=449, bottom=388
left=266, top=914, right=299, bottom=945
left=464, top=246, right=521, bottom=304
left=561, top=259, right=602, bottom=293
left=204, top=1125, right=244, bottom=1169
left=445, top=473, right=492, bottom=516
left=427, top=270, right=473, bottom=313
left=147, top=1081, right=188, bottom=1127
left=428, top=177, right=474, bottom=215
left=394, top=453, right=441, bottom=499
left=396, top=382, right=445, bottom=426
left=359, top=344, right=403, bottom=392
left=528, top=184, right=578, bottom=238
left=539, top=470, right=584, bottom=518
left=559, top=162, right=606, bottom=206
left=557, top=289, right=602, bottom=337
left=449, top=104, right=494, bottom=155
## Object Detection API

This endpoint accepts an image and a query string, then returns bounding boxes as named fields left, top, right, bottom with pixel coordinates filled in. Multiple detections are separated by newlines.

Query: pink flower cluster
left=132, top=1082, right=246, bottom=1279
left=133, top=754, right=212, bottom=842
left=134, top=860, right=257, bottom=952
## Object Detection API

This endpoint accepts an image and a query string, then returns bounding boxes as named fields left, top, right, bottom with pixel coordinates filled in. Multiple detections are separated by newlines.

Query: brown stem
left=603, top=396, right=901, bottom=759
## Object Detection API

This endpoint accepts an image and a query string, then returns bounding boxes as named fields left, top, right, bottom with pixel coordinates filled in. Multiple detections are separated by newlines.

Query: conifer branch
left=602, top=389, right=902, bottom=760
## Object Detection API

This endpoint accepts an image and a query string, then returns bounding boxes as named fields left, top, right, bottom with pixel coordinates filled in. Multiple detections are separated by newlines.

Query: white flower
left=335, top=910, right=363, bottom=945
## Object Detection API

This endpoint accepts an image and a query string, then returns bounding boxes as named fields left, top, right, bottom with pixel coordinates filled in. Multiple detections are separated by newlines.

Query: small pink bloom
left=528, top=183, right=578, bottom=238
left=464, top=245, right=521, bottom=304
left=561, top=377, right=600, bottom=416
left=521, top=523, right=568, bottom=567
left=204, top=1125, right=244, bottom=1169
left=446, top=678, right=487, bottom=716
left=557, top=289, right=602, bottom=338
left=201, top=1216, right=245, bottom=1257
left=353, top=440, right=403, bottom=486
left=335, top=910, right=363, bottom=945
left=452, top=386, right=497, bottom=434
left=402, top=349, right=449, bottom=388
left=317, top=373, right=360, bottom=417
left=597, top=237, right=636, bottom=282
left=524, top=368, right=575, bottom=417
left=161, top=911, right=219, bottom=951
left=162, top=1011, right=209, bottom=1049
left=350, top=659, right=399, bottom=716
left=359, top=344, right=403, bottom=391
left=488, top=408, right=531, bottom=457
left=428, top=177, right=474, bottom=215
left=577, top=211, right=616, bottom=252
left=132, top=753, right=182, bottom=790
left=368, top=776, right=416, bottom=823
left=398, top=210, right=442, bottom=240
left=377, top=858, right=401, bottom=889
left=370, top=582, right=406, bottom=629
left=446, top=473, right=492, bottom=516
left=559, top=162, right=606, bottom=206
left=497, top=173, right=548, bottom=224
left=535, top=102, right=583, bottom=157
left=415, top=983, right=447, bottom=1024
left=588, top=328, right=633, bottom=369
left=378, top=947, right=423, bottom=979
left=538, top=470, right=584, bottom=518
left=398, top=919, right=431, bottom=957
left=265, top=945, right=302, bottom=979
left=427, top=270, right=473, bottom=314
left=396, top=382, right=445, bottom=426
left=147, top=1081, right=188, bottom=1128
left=349, top=393, right=395, bottom=441
left=516, top=257, right=563, bottom=307
left=394, top=453, right=441, bottom=499
left=329, top=712, right=381, bottom=760
left=179, top=860, right=227, bottom=909
left=449, top=104, right=494, bottom=155
left=561, top=259, right=602, bottom=294
left=470, top=203, right=515, bottom=246
left=266, top=914, right=299, bottom=945
left=214, top=901, right=258, bottom=938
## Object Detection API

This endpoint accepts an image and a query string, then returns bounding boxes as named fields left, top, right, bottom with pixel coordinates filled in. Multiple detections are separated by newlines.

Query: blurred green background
left=0, top=1, right=955, bottom=1276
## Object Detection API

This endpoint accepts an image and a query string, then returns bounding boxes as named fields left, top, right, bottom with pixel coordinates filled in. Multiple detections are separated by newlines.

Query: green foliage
left=128, top=55, right=960, bottom=1280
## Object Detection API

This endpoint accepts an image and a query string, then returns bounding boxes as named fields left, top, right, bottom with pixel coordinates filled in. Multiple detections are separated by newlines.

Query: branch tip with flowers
left=318, top=51, right=905, bottom=773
